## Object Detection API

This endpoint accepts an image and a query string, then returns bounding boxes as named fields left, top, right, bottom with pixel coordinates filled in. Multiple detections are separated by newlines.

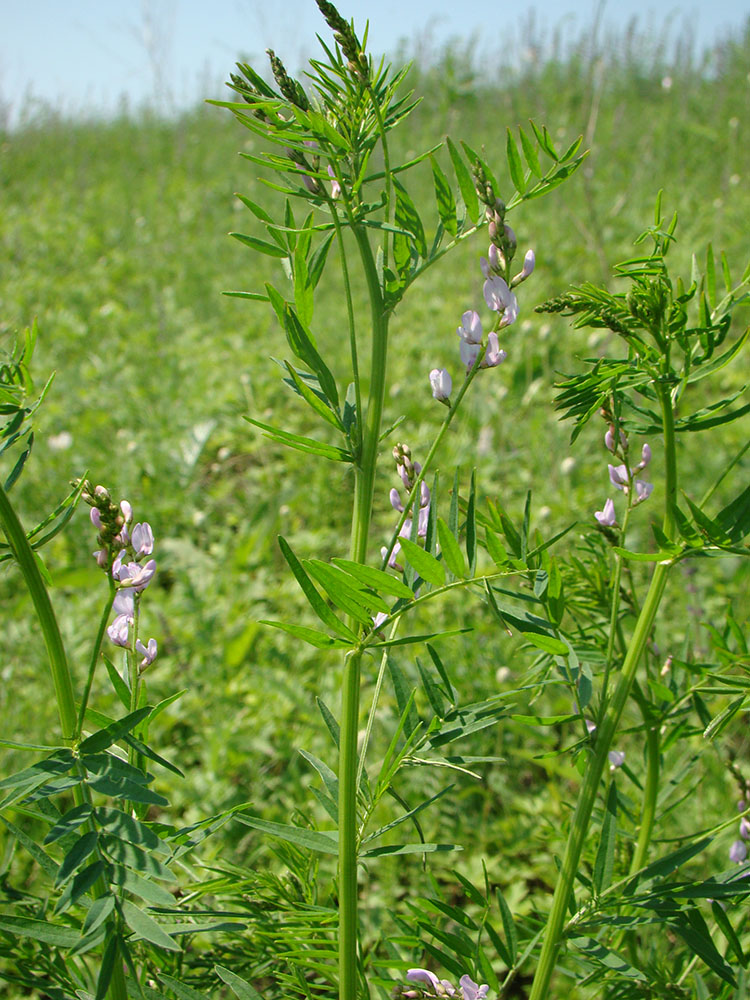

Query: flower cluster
left=381, top=443, right=430, bottom=572
left=81, top=481, right=158, bottom=671
left=594, top=421, right=653, bottom=527
left=396, top=969, right=489, bottom=1000
left=429, top=199, right=534, bottom=403
left=729, top=801, right=750, bottom=863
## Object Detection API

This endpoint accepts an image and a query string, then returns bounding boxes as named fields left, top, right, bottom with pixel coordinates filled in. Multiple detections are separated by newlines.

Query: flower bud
left=429, top=367, right=452, bottom=402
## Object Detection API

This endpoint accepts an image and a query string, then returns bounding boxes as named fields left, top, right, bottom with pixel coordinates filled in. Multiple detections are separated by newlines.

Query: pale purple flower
left=406, top=970, right=456, bottom=997
left=740, top=817, right=750, bottom=840
left=633, top=480, right=654, bottom=505
left=483, top=275, right=518, bottom=327
left=511, top=249, right=535, bottom=286
left=390, top=488, right=404, bottom=512
left=604, top=425, right=627, bottom=453
left=483, top=331, right=507, bottom=368
left=730, top=839, right=747, bottom=863
left=136, top=637, right=158, bottom=668
left=90, top=508, right=102, bottom=530
left=107, top=614, right=131, bottom=648
left=115, top=524, right=130, bottom=546
left=429, top=367, right=452, bottom=402
left=113, top=588, right=135, bottom=617
left=120, top=500, right=133, bottom=524
left=595, top=498, right=617, bottom=527
left=327, top=164, right=341, bottom=199
left=372, top=611, right=388, bottom=630
left=608, top=750, right=625, bottom=769
left=635, top=443, right=652, bottom=471
left=459, top=976, right=489, bottom=1000
left=585, top=718, right=597, bottom=734
left=131, top=522, right=154, bottom=557
left=382, top=541, right=403, bottom=572
left=115, top=558, right=156, bottom=591
left=608, top=464, right=629, bottom=490
left=457, top=310, right=483, bottom=344
left=93, top=549, right=108, bottom=569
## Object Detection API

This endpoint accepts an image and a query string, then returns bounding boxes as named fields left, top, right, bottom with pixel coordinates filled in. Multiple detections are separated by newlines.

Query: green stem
left=527, top=377, right=679, bottom=1000
left=339, top=223, right=389, bottom=1000
left=338, top=649, right=362, bottom=1000
left=76, top=581, right=116, bottom=739
left=330, top=202, right=363, bottom=456
left=630, top=716, right=660, bottom=874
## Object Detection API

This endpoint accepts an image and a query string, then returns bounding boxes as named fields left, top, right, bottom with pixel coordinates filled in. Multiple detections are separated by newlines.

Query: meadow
left=1, top=8, right=750, bottom=998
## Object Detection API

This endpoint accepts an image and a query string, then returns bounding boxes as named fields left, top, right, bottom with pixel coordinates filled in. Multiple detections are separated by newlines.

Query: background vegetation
left=1, top=11, right=749, bottom=996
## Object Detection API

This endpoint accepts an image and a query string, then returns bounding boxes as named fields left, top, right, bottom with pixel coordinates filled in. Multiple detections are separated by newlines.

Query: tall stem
left=339, top=223, right=389, bottom=1000
left=527, top=377, right=678, bottom=1000
left=630, top=718, right=660, bottom=874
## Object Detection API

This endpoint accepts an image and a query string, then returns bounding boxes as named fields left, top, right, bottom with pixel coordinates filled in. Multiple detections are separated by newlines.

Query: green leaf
left=496, top=886, right=518, bottom=965
left=102, top=835, right=176, bottom=882
left=711, top=900, right=744, bottom=965
left=716, top=483, right=750, bottom=543
left=519, top=126, right=542, bottom=177
left=416, top=657, right=446, bottom=717
left=0, top=749, right=75, bottom=791
left=332, top=557, right=414, bottom=599
left=103, top=655, right=131, bottom=709
left=683, top=493, right=732, bottom=545
left=44, top=803, right=94, bottom=844
left=506, top=128, right=526, bottom=193
left=120, top=900, right=181, bottom=952
left=278, top=536, right=358, bottom=640
left=306, top=559, right=389, bottom=615
left=78, top=707, right=152, bottom=755
left=570, top=937, right=646, bottom=981
left=96, top=808, right=164, bottom=853
left=303, top=559, right=382, bottom=625
left=87, top=772, right=168, bottom=807
left=394, top=178, right=427, bottom=258
left=466, top=470, right=477, bottom=574
left=112, top=864, right=176, bottom=906
left=229, top=232, right=288, bottom=257
left=55, top=830, right=99, bottom=886
left=158, top=976, right=211, bottom=1000
left=243, top=416, right=351, bottom=462
left=234, top=814, right=338, bottom=855
left=437, top=518, right=467, bottom=578
left=446, top=137, right=479, bottom=223
left=523, top=632, right=569, bottom=655
left=398, top=536, right=445, bottom=587
left=2, top=817, right=59, bottom=879
left=361, top=842, right=461, bottom=858
left=215, top=965, right=264, bottom=1000
left=94, top=934, right=118, bottom=1000
left=259, top=620, right=350, bottom=648
left=283, top=362, right=344, bottom=430
left=431, top=156, right=457, bottom=236
left=593, top=780, right=618, bottom=894
left=82, top=894, right=116, bottom=937
left=387, top=655, right=419, bottom=739
left=0, top=914, right=79, bottom=948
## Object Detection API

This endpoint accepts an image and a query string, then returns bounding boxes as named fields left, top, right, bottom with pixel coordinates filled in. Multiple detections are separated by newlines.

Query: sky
left=1, top=0, right=748, bottom=127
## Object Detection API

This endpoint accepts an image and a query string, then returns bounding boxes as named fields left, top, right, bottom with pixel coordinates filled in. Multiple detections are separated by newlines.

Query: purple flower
left=382, top=541, right=403, bottom=572
left=483, top=276, right=518, bottom=327
left=136, top=637, right=158, bottom=667
left=457, top=310, right=483, bottom=344
left=604, top=425, right=627, bottom=453
left=511, top=249, right=535, bottom=286
left=608, top=464, right=629, bottom=490
left=120, top=500, right=133, bottom=524
left=633, top=480, right=654, bottom=505
left=90, top=508, right=102, bottom=530
left=635, top=443, right=652, bottom=471
left=730, top=839, right=747, bottom=863
left=406, top=970, right=456, bottom=997
left=113, top=588, right=135, bottom=617
left=93, top=549, right=108, bottom=569
left=131, top=522, right=154, bottom=557
left=114, top=558, right=156, bottom=591
left=327, top=164, right=341, bottom=199
left=429, top=367, right=452, bottom=402
left=740, top=817, right=750, bottom=840
left=608, top=750, right=625, bottom=769
left=459, top=976, right=489, bottom=1000
left=107, top=614, right=131, bottom=648
left=594, top=498, right=617, bottom=527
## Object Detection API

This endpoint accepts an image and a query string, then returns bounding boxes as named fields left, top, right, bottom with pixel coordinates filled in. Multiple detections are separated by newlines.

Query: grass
left=1, top=11, right=750, bottom=997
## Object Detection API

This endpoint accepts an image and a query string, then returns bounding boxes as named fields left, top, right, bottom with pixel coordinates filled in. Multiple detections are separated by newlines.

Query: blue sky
left=2, top=1, right=748, bottom=126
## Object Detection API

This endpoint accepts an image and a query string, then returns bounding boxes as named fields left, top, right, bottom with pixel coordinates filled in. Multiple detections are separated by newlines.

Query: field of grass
left=1, top=11, right=750, bottom=998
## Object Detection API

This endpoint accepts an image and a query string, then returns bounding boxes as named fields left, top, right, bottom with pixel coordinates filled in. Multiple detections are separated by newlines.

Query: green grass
left=1, top=13, right=750, bottom=997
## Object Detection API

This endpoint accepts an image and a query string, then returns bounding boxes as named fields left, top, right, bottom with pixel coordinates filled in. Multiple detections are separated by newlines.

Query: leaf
left=78, top=707, right=152, bottom=755
left=243, top=416, right=351, bottom=462
left=506, top=128, right=526, bottom=193
left=94, top=934, right=118, bottom=1000
left=101, top=835, right=176, bottom=882
left=82, top=895, right=116, bottom=937
left=103, top=655, right=130, bottom=709
left=0, top=914, right=79, bottom=948
left=283, top=362, right=344, bottom=431
left=44, top=803, right=94, bottom=844
left=437, top=518, right=466, bottom=578
left=55, top=830, right=99, bottom=887
left=303, top=559, right=383, bottom=625
left=446, top=137, right=479, bottom=223
left=430, top=156, right=457, bottom=236
left=496, top=886, right=518, bottom=965
left=96, top=808, right=164, bottom=853
left=593, top=780, right=618, bottom=894
left=0, top=749, right=75, bottom=791
left=716, top=483, right=750, bottom=543
left=120, top=900, right=181, bottom=952
left=87, top=773, right=168, bottom=807
left=519, top=125, right=542, bottom=177
left=332, top=558, right=414, bottom=599
left=158, top=976, right=211, bottom=1000
left=277, top=536, right=358, bottom=641
left=215, top=965, right=264, bottom=1000
left=570, top=937, right=646, bottom=981
left=259, top=620, right=350, bottom=648
left=398, top=536, right=445, bottom=587
left=394, top=178, right=427, bottom=258
left=387, top=655, right=419, bottom=739
left=229, top=232, right=288, bottom=257
left=361, top=842, right=461, bottom=858
left=234, top=814, right=338, bottom=855
left=298, top=750, right=339, bottom=805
